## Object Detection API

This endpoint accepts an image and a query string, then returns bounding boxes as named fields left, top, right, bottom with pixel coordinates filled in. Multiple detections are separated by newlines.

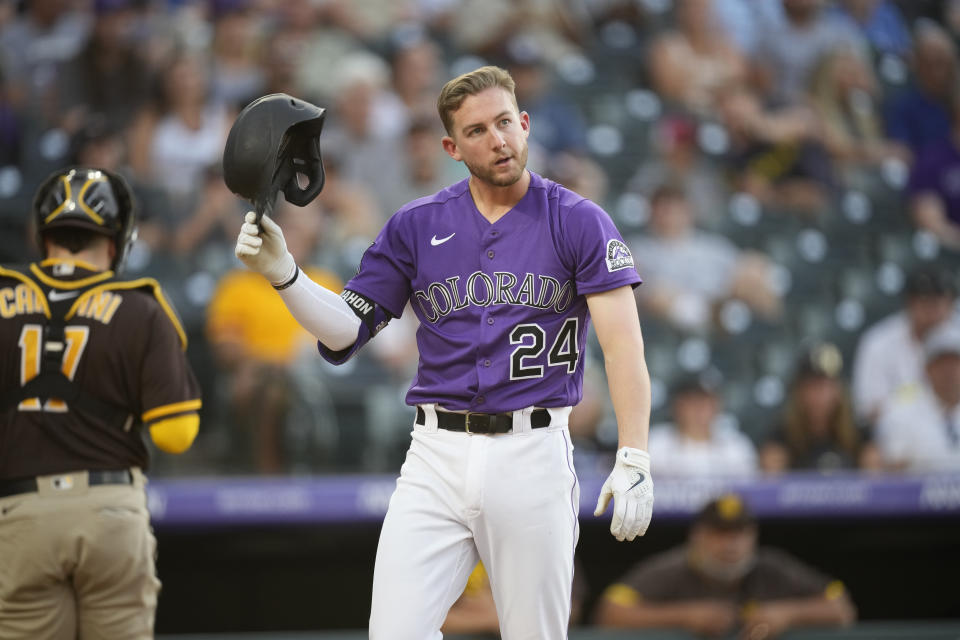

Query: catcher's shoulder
left=100, top=275, right=188, bottom=349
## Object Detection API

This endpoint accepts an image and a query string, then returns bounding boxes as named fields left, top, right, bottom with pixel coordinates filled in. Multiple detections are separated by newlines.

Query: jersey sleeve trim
left=142, top=398, right=202, bottom=423
left=65, top=278, right=188, bottom=350
left=576, top=278, right=642, bottom=296
left=602, top=583, right=641, bottom=607
left=149, top=414, right=199, bottom=454
left=29, top=262, right=114, bottom=289
left=0, top=266, right=51, bottom=318
left=824, top=580, right=847, bottom=600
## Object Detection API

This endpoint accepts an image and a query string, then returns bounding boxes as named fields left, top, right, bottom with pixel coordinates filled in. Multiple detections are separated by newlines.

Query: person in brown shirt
left=596, top=493, right=856, bottom=639
left=0, top=167, right=202, bottom=640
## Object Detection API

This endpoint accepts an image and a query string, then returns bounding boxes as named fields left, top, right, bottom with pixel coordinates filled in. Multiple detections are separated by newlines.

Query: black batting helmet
left=32, top=166, right=138, bottom=272
left=222, top=93, right=327, bottom=216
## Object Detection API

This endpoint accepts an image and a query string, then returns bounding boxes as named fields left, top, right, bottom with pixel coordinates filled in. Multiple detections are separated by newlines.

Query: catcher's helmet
left=32, top=166, right=138, bottom=272
left=222, top=93, right=326, bottom=216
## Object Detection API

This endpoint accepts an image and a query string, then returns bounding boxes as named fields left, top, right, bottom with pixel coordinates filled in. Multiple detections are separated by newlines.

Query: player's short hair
left=437, top=65, right=518, bottom=136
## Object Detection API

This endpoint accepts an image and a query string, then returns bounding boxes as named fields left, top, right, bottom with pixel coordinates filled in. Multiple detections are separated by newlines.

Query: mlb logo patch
left=605, top=239, right=634, bottom=272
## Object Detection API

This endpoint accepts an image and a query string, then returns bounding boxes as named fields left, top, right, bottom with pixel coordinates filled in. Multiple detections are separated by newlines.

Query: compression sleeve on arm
left=277, top=268, right=361, bottom=352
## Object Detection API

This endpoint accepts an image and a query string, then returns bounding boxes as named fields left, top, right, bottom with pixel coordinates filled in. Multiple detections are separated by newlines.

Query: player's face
left=689, top=525, right=757, bottom=582
left=442, top=87, right=530, bottom=188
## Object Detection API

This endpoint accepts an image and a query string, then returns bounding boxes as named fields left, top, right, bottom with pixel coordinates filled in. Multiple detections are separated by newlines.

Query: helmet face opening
left=222, top=93, right=327, bottom=213
left=32, top=167, right=138, bottom=272
left=277, top=122, right=325, bottom=206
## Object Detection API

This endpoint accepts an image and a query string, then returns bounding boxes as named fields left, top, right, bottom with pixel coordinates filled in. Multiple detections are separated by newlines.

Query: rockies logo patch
left=605, top=239, right=634, bottom=272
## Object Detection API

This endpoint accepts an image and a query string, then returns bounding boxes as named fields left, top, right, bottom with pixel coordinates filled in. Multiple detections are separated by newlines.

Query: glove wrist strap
left=617, top=446, right=650, bottom=469
left=272, top=264, right=300, bottom=290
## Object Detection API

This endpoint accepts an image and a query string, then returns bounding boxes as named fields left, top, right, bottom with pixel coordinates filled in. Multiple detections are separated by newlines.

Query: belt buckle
left=464, top=412, right=486, bottom=434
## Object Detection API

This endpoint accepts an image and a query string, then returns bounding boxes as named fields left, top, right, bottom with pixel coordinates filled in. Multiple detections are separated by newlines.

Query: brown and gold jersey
left=0, top=259, right=201, bottom=478
left=603, top=546, right=838, bottom=606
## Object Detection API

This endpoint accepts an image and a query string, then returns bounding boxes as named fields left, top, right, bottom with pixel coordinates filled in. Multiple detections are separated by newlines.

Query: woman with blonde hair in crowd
left=807, top=45, right=906, bottom=175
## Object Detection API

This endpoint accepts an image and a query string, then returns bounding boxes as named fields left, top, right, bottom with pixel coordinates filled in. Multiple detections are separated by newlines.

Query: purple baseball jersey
left=319, top=171, right=641, bottom=412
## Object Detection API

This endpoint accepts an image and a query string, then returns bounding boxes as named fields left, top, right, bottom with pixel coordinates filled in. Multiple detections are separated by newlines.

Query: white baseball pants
left=368, top=405, right=579, bottom=640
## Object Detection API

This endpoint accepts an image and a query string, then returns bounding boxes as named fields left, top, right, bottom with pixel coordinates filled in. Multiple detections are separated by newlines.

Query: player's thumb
left=594, top=490, right=611, bottom=517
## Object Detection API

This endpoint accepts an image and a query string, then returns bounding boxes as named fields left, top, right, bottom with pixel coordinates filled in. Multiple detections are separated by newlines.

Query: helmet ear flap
left=280, top=135, right=325, bottom=206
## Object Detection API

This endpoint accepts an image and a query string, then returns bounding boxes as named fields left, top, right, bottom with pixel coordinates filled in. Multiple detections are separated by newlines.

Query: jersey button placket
left=477, top=230, right=498, bottom=410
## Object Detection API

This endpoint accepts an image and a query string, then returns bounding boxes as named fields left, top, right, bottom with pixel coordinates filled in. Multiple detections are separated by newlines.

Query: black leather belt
left=416, top=407, right=551, bottom=434
left=0, top=470, right=133, bottom=499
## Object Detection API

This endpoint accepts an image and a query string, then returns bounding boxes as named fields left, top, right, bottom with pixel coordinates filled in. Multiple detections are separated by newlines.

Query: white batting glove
left=234, top=211, right=296, bottom=284
left=594, top=447, right=654, bottom=542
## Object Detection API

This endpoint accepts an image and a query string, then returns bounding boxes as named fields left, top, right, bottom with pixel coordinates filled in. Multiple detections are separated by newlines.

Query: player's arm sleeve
left=140, top=297, right=202, bottom=454
left=562, top=199, right=642, bottom=295
left=276, top=272, right=362, bottom=352
left=316, top=214, right=415, bottom=364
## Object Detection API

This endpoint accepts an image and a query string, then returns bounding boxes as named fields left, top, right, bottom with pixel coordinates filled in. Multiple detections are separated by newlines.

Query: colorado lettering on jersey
left=412, top=270, right=575, bottom=324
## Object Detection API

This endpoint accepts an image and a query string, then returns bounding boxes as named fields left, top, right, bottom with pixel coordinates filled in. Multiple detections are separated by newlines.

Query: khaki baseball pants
left=0, top=469, right=160, bottom=640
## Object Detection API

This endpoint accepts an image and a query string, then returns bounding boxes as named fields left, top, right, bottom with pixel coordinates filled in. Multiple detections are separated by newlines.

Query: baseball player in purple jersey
left=235, top=65, right=654, bottom=639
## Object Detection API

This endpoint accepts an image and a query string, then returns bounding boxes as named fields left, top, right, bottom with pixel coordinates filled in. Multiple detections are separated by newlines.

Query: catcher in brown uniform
left=0, top=167, right=202, bottom=639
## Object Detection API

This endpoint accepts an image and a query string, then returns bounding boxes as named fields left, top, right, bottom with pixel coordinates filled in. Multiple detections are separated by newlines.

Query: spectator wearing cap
left=647, top=372, right=758, bottom=478
left=596, top=493, right=857, bottom=638
left=874, top=322, right=960, bottom=471
left=760, top=343, right=880, bottom=474
left=852, top=268, right=959, bottom=425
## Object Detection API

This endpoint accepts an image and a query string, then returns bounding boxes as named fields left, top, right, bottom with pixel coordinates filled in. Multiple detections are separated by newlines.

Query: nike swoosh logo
left=430, top=233, right=455, bottom=246
left=628, top=473, right=646, bottom=491
left=49, top=290, right=80, bottom=302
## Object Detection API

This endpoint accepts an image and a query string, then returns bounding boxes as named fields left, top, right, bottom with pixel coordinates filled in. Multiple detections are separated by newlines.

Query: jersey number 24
left=509, top=318, right=580, bottom=380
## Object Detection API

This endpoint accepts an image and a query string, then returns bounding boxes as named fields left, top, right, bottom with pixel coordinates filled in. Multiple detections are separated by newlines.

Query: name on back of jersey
left=0, top=283, right=123, bottom=325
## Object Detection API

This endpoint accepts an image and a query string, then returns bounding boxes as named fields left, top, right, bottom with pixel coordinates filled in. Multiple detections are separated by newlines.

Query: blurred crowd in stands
left=2, top=0, right=960, bottom=478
